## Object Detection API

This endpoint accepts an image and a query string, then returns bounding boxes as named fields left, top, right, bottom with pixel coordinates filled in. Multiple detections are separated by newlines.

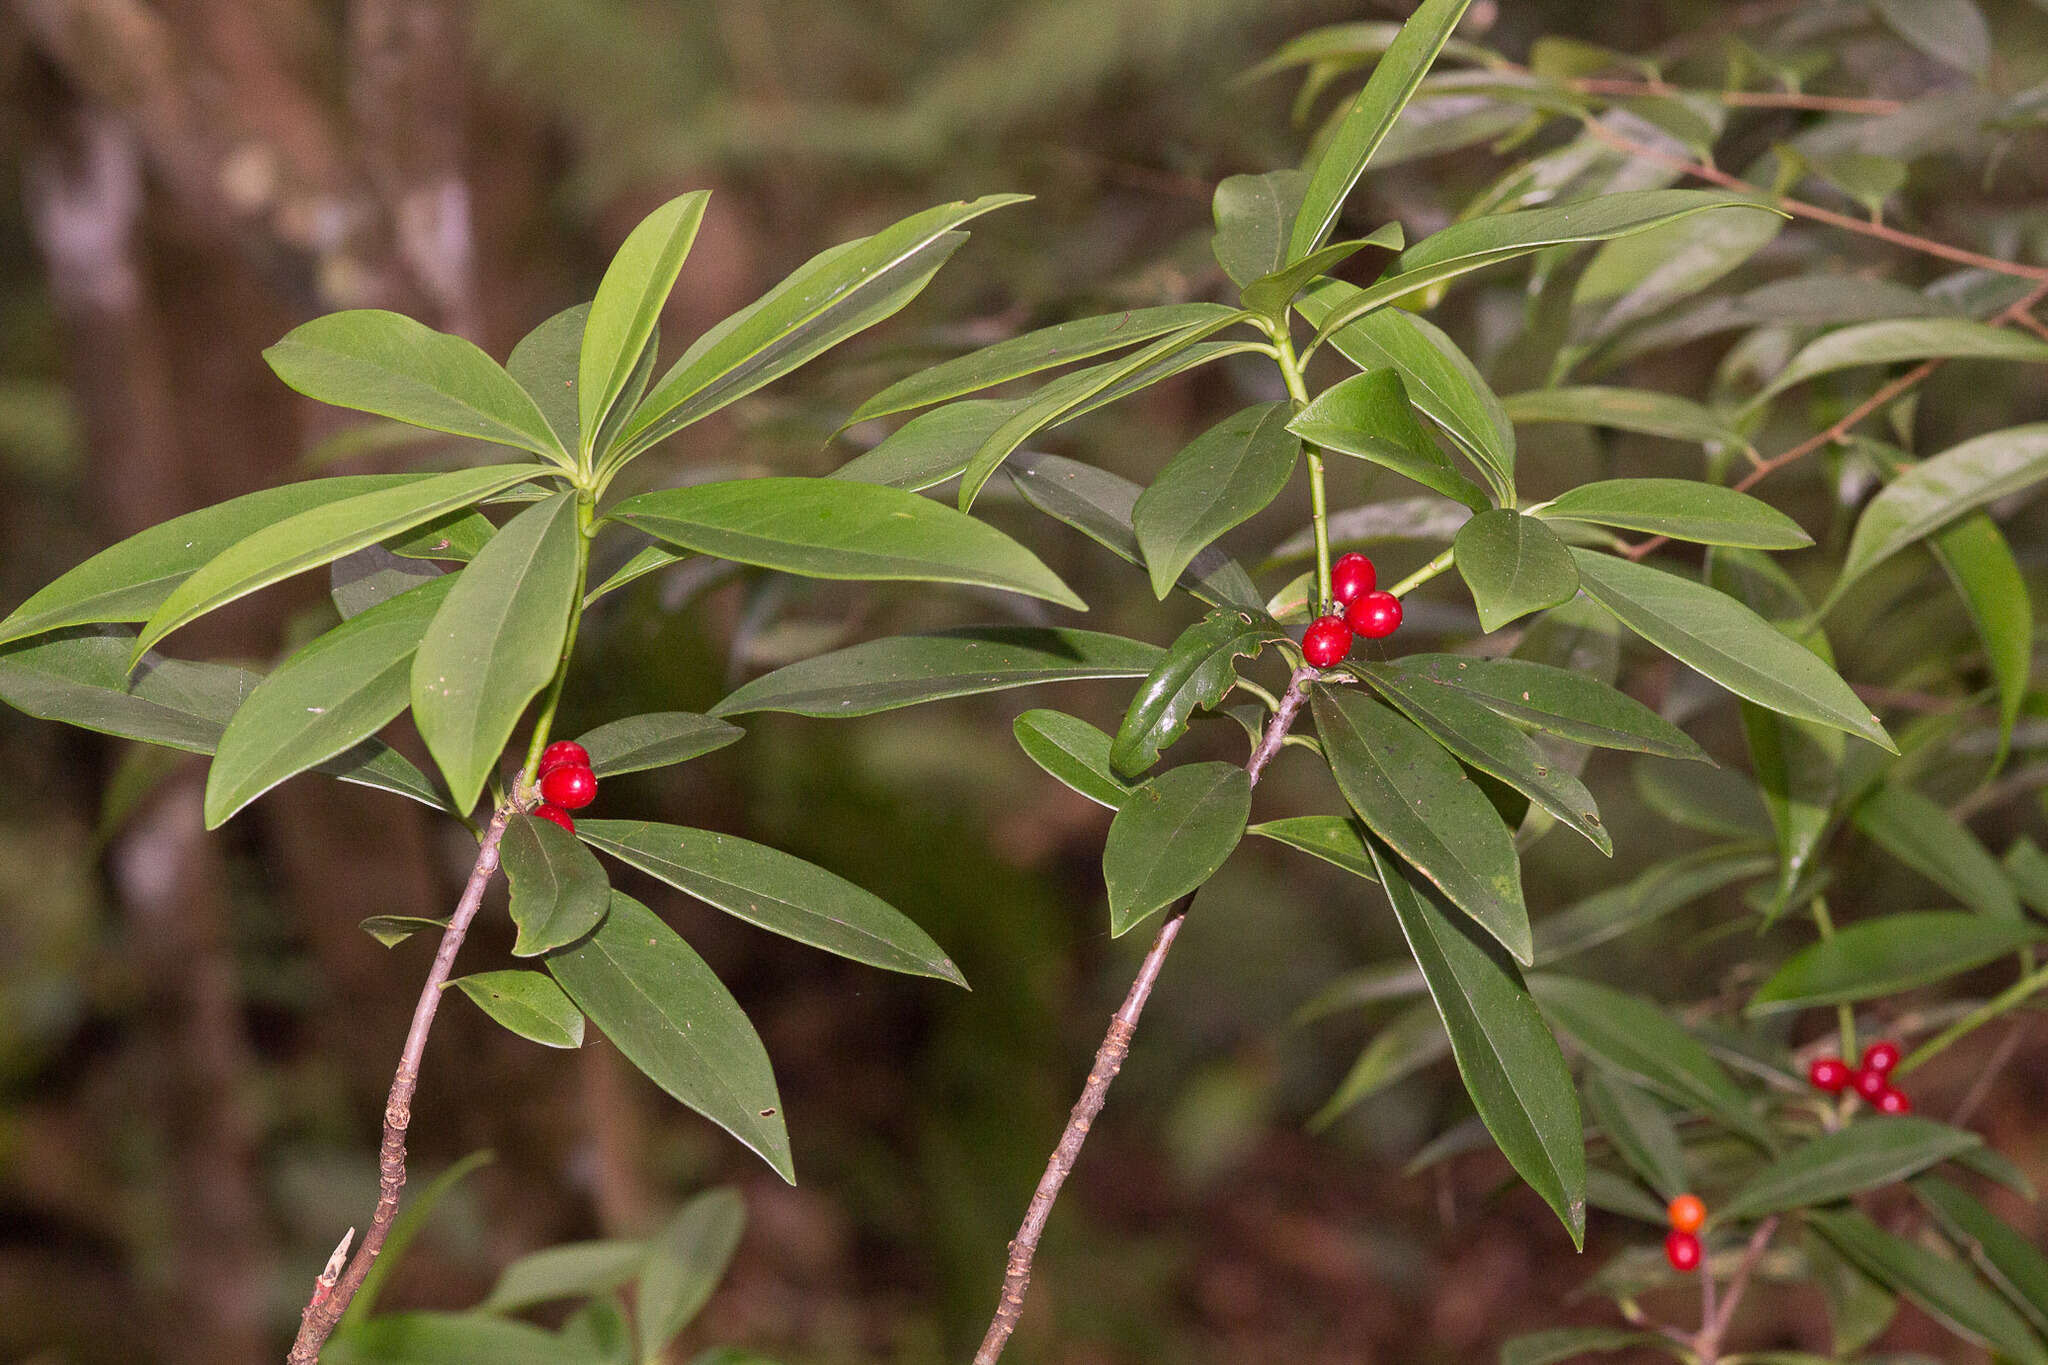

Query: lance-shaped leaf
left=1368, top=841, right=1585, bottom=1247
left=1583, top=1071, right=1687, bottom=1200
left=1389, top=654, right=1708, bottom=760
left=1013, top=708, right=1131, bottom=810
left=331, top=545, right=442, bottom=620
left=1102, top=762, right=1251, bottom=936
left=449, top=970, right=586, bottom=1049
left=1535, top=847, right=1772, bottom=964
left=637, top=1189, right=746, bottom=1358
left=1873, top=0, right=1991, bottom=73
left=1499, top=1329, right=1675, bottom=1365
left=580, top=191, right=709, bottom=444
left=359, top=915, right=450, bottom=948
left=1752, top=318, right=2048, bottom=409
left=1134, top=403, right=1298, bottom=599
left=325, top=1311, right=606, bottom=1364
left=1810, top=1208, right=2048, bottom=1365
left=712, top=627, right=1160, bottom=719
left=506, top=304, right=590, bottom=454
left=1721, top=1116, right=1981, bottom=1220
left=1248, top=814, right=1379, bottom=882
left=1456, top=510, right=1579, bottom=633
left=1829, top=423, right=2048, bottom=609
left=1749, top=912, right=2044, bottom=1013
left=1571, top=550, right=1893, bottom=750
left=204, top=576, right=454, bottom=827
left=843, top=302, right=1238, bottom=427
left=1111, top=610, right=1285, bottom=777
left=609, top=478, right=1082, bottom=610
left=1930, top=514, right=2032, bottom=766
left=1313, top=686, right=1529, bottom=963
left=577, top=819, right=962, bottom=984
left=479, top=1240, right=646, bottom=1315
left=574, top=712, right=742, bottom=777
left=1360, top=663, right=1609, bottom=853
left=502, top=812, right=613, bottom=957
left=131, top=465, right=543, bottom=662
left=1855, top=784, right=2021, bottom=919
left=1008, top=450, right=1264, bottom=610
left=546, top=892, right=791, bottom=1180
left=2009, top=838, right=2048, bottom=917
left=413, top=492, right=582, bottom=813
left=1502, top=387, right=1750, bottom=451
left=1311, top=999, right=1450, bottom=1126
left=831, top=396, right=1023, bottom=491
left=1915, top=1177, right=2048, bottom=1338
left=1213, top=170, right=1308, bottom=287
left=1538, top=479, right=1810, bottom=549
left=1241, top=224, right=1404, bottom=319
left=1575, top=204, right=1784, bottom=337
left=1288, top=0, right=1475, bottom=260
left=264, top=311, right=567, bottom=462
left=1289, top=369, right=1491, bottom=511
left=0, top=475, right=422, bottom=647
left=615, top=195, right=1026, bottom=457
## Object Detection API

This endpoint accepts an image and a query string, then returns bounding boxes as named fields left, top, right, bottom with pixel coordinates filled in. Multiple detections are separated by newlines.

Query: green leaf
left=1288, top=0, right=1475, bottom=260
left=609, top=478, right=1082, bottom=610
left=1570, top=550, right=1893, bottom=750
left=1754, top=319, right=2048, bottom=409
left=0, top=475, right=421, bottom=646
left=577, top=819, right=962, bottom=985
left=1500, top=1328, right=1675, bottom=1365
left=843, top=303, right=1239, bottom=427
left=1289, top=369, right=1492, bottom=511
left=1807, top=1227, right=1899, bottom=1357
left=332, top=545, right=442, bottom=620
left=204, top=577, right=453, bottom=827
left=338, top=1150, right=496, bottom=1329
left=359, top=914, right=449, bottom=948
left=502, top=812, right=613, bottom=957
left=1213, top=170, right=1308, bottom=287
left=1013, top=709, right=1132, bottom=810
left=1310, top=999, right=1450, bottom=1125
left=574, top=712, right=742, bottom=777
left=1871, top=0, right=1991, bottom=75
left=831, top=397, right=1021, bottom=492
left=1721, top=1116, right=1981, bottom=1220
left=637, top=1188, right=745, bottom=1357
left=581, top=192, right=709, bottom=446
left=2009, top=838, right=2048, bottom=917
left=546, top=892, right=790, bottom=1181
left=1359, top=663, right=1609, bottom=853
left=1241, top=224, right=1404, bottom=318
left=1008, top=450, right=1264, bottom=609
left=1738, top=697, right=1840, bottom=920
left=1529, top=974, right=1767, bottom=1145
left=1930, top=514, right=2032, bottom=766
left=1367, top=842, right=1585, bottom=1247
left=617, top=195, right=1026, bottom=458
left=1455, top=510, right=1579, bottom=633
left=1914, top=1177, right=2048, bottom=1338
left=1574, top=206, right=1784, bottom=337
left=479, top=1241, right=646, bottom=1315
left=1110, top=610, right=1284, bottom=777
left=132, top=465, right=543, bottom=661
left=0, top=630, right=254, bottom=754
left=1502, top=387, right=1749, bottom=451
left=264, top=311, right=567, bottom=462
left=711, top=627, right=1160, bottom=719
left=1583, top=1070, right=1687, bottom=1200
left=1313, top=686, right=1529, bottom=963
left=1297, top=283, right=1515, bottom=490
left=1390, top=654, right=1708, bottom=760
left=412, top=492, right=581, bottom=813
left=1535, top=847, right=1772, bottom=964
left=1809, top=1208, right=2048, bottom=1365
left=1538, top=479, right=1809, bottom=549
left=1855, top=785, right=2022, bottom=919
left=506, top=304, right=590, bottom=454
left=1247, top=815, right=1380, bottom=882
left=1749, top=911, right=2043, bottom=1013
left=1133, top=403, right=1298, bottom=599
left=385, top=509, right=496, bottom=564
left=1830, top=423, right=2048, bottom=609
left=450, top=969, right=586, bottom=1049
left=1102, top=762, right=1251, bottom=936
left=328, top=1313, right=607, bottom=1365
left=1633, top=758, right=1771, bottom=840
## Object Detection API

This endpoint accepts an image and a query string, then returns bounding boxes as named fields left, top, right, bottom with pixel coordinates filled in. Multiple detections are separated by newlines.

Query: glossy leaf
left=450, top=970, right=586, bottom=1049
left=609, top=478, right=1083, bottom=610
left=1574, top=205, right=1783, bottom=336
left=1368, top=842, right=1585, bottom=1247
left=1013, top=708, right=1132, bottom=810
left=502, top=812, right=613, bottom=957
left=1750, top=912, right=2042, bottom=1012
left=506, top=304, right=590, bottom=454
left=413, top=492, right=581, bottom=813
left=1538, top=479, right=1809, bottom=549
left=1755, top=318, right=2048, bottom=408
left=264, top=311, right=566, bottom=462
left=1313, top=686, right=1529, bottom=963
left=0, top=630, right=255, bottom=754
left=1102, top=762, right=1251, bottom=936
left=578, top=819, right=962, bottom=985
left=1571, top=551, right=1893, bottom=750
left=1915, top=1176, right=2048, bottom=1337
left=572, top=712, right=743, bottom=778
left=1390, top=654, right=1707, bottom=760
left=1809, top=1208, right=2048, bottom=1365
left=1247, top=815, right=1379, bottom=882
left=637, top=1188, right=745, bottom=1357
left=385, top=509, right=496, bottom=564
left=546, top=892, right=790, bottom=1180
left=1583, top=1070, right=1687, bottom=1199
left=1455, top=510, right=1579, bottom=633
left=131, top=466, right=541, bottom=662
left=711, top=628, right=1160, bottom=719
left=1241, top=223, right=1403, bottom=318
left=581, top=192, right=710, bottom=445
left=1133, top=402, right=1298, bottom=598
left=1855, top=784, right=2021, bottom=919
left=1930, top=514, right=2032, bottom=766
left=1311, top=999, right=1450, bottom=1125
left=831, top=396, right=1022, bottom=492
left=1289, top=368, right=1491, bottom=511
left=331, top=545, right=442, bottom=620
left=479, top=1240, right=645, bottom=1315
left=1111, top=610, right=1283, bottom=776
left=1213, top=170, right=1307, bottom=287
left=1502, top=386, right=1748, bottom=450
left=1721, top=1116, right=1980, bottom=1220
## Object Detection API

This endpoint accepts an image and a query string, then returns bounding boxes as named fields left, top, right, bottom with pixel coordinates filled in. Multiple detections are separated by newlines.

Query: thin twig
left=1948, top=1022, right=2028, bottom=1128
left=1570, top=77, right=1904, bottom=116
left=972, top=667, right=1318, bottom=1364
left=286, top=805, right=514, bottom=1363
left=1695, top=1215, right=1780, bottom=1362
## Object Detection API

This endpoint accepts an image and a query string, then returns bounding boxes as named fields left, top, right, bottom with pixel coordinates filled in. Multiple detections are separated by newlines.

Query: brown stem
left=286, top=806, right=513, bottom=1364
left=971, top=666, right=1319, bottom=1364
left=1694, top=1215, right=1780, bottom=1362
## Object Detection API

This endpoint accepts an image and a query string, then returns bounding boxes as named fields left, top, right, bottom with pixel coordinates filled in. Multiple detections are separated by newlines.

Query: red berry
left=532, top=803, right=576, bottom=835
left=1852, top=1066, right=1890, bottom=1102
left=539, top=764, right=598, bottom=810
left=1861, top=1040, right=1901, bottom=1076
left=1666, top=1194, right=1706, bottom=1235
left=1303, top=615, right=1353, bottom=668
left=539, top=740, right=590, bottom=775
left=1665, top=1230, right=1703, bottom=1273
left=1345, top=590, right=1403, bottom=640
left=1876, top=1086, right=1913, bottom=1115
left=1807, top=1056, right=1852, bottom=1093
left=1330, top=552, right=1377, bottom=605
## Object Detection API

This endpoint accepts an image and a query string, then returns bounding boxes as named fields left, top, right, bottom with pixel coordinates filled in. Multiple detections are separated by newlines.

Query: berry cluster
left=1663, top=1193, right=1706, bottom=1272
left=1302, top=553, right=1404, bottom=668
left=531, top=740, right=598, bottom=833
left=1807, top=1040, right=1911, bottom=1113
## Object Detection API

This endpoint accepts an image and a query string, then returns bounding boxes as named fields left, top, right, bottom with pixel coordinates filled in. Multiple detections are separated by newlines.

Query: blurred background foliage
left=1, top=1, right=2045, bottom=1361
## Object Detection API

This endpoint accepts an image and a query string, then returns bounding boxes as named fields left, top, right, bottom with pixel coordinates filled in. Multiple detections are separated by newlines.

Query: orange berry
left=1666, top=1193, right=1706, bottom=1234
